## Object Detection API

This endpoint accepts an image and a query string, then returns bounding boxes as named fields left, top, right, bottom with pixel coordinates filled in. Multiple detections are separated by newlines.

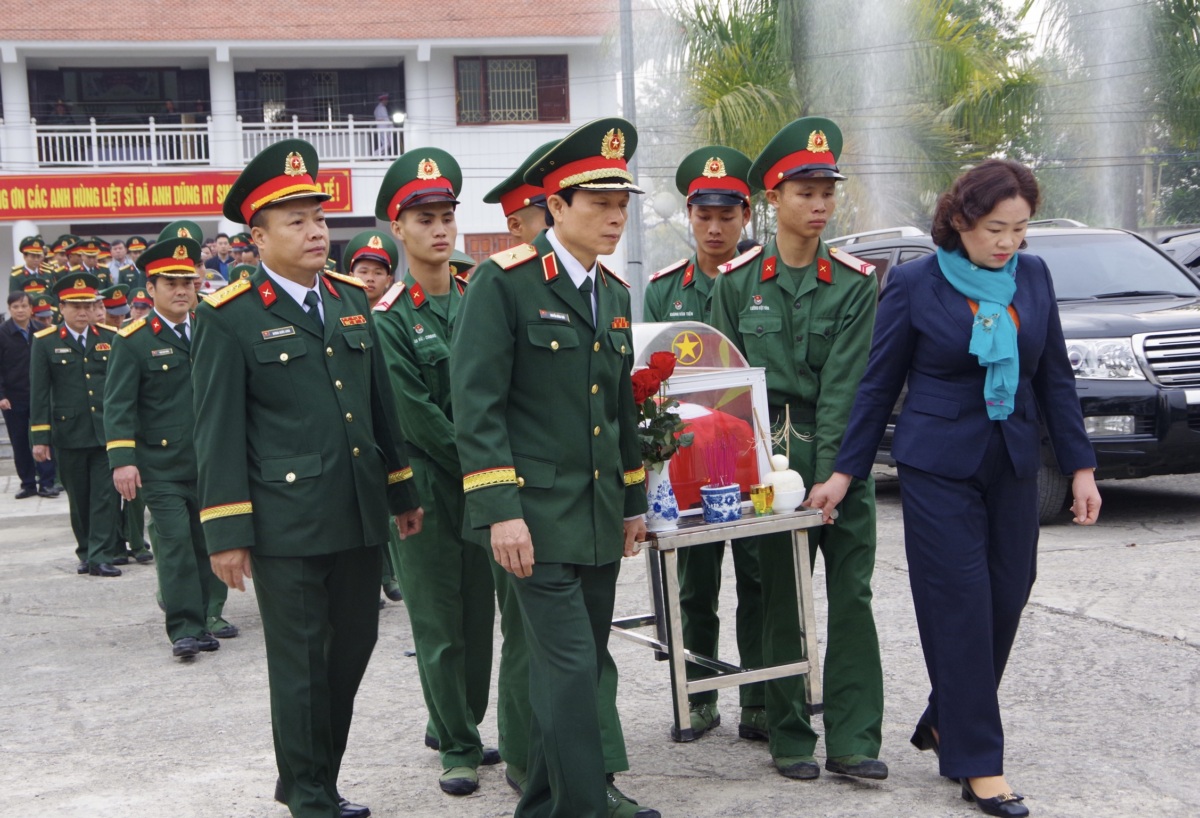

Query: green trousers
left=253, top=545, right=381, bottom=818
left=512, top=561, right=618, bottom=818
left=149, top=514, right=228, bottom=622
left=492, top=561, right=629, bottom=774
left=140, top=480, right=212, bottom=642
left=757, top=432, right=883, bottom=760
left=57, top=446, right=120, bottom=565
left=395, top=459, right=495, bottom=770
left=678, top=539, right=765, bottom=707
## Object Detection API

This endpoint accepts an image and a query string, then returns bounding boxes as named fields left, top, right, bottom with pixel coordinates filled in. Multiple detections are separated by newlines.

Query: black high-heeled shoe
left=960, top=778, right=1029, bottom=817
left=910, top=723, right=940, bottom=757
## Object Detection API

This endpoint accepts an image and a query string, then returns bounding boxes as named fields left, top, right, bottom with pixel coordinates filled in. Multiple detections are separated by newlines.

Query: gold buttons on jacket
left=591, top=384, right=598, bottom=394
left=550, top=341, right=560, bottom=351
left=593, top=341, right=601, bottom=352
left=594, top=469, right=600, bottom=480
left=90, top=407, right=96, bottom=412
left=88, top=390, right=93, bottom=396
left=353, top=447, right=361, bottom=457
left=593, top=426, right=600, bottom=436
left=85, top=373, right=91, bottom=379
left=161, top=440, right=168, bottom=447
left=286, top=472, right=296, bottom=483
left=517, top=476, right=526, bottom=488
left=280, top=352, right=289, bottom=362
left=326, top=347, right=334, bottom=357
left=162, top=364, right=169, bottom=370
left=335, top=380, right=343, bottom=390
left=620, top=344, right=627, bottom=354
left=345, top=413, right=353, bottom=422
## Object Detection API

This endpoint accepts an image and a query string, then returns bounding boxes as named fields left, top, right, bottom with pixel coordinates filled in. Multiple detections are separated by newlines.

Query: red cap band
left=687, top=176, right=751, bottom=200
left=499, top=184, right=546, bottom=217
left=241, top=174, right=325, bottom=223
left=387, top=177, right=456, bottom=220
left=764, top=149, right=839, bottom=190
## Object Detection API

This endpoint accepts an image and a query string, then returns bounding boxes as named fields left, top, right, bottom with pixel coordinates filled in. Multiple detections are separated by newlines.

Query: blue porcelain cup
left=700, top=483, right=742, bottom=524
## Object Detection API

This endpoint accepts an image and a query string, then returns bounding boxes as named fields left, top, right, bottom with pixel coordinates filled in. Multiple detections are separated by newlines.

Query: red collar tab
left=321, top=274, right=340, bottom=299
left=58, top=326, right=68, bottom=338
left=409, top=281, right=427, bottom=308
left=542, top=253, right=560, bottom=283
left=817, top=258, right=833, bottom=284
left=150, top=316, right=164, bottom=334
left=682, top=264, right=695, bottom=288
left=89, top=325, right=99, bottom=336
left=257, top=280, right=277, bottom=308
left=761, top=256, right=778, bottom=282
left=454, top=277, right=466, bottom=296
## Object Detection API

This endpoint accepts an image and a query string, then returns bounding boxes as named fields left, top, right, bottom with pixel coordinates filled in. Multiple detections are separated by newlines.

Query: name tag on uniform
left=151, top=348, right=174, bottom=357
left=539, top=309, right=571, bottom=323
left=53, top=347, right=71, bottom=354
left=340, top=314, right=367, bottom=326
left=261, top=326, right=296, bottom=340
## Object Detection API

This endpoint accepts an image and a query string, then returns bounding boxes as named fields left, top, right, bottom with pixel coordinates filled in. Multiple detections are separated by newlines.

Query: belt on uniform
left=768, top=404, right=816, bottom=426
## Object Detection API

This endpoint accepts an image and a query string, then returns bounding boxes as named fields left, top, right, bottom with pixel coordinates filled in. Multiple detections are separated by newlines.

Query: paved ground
left=0, top=461, right=1197, bottom=818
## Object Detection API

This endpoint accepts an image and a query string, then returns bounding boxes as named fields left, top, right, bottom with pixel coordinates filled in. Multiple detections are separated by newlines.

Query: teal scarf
left=936, top=247, right=1019, bottom=420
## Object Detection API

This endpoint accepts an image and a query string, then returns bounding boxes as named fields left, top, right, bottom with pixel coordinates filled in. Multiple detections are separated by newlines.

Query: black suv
left=829, top=226, right=1200, bottom=521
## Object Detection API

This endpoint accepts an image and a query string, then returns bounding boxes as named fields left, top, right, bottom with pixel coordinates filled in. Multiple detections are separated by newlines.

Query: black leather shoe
left=112, top=555, right=130, bottom=566
left=172, top=637, right=199, bottom=658
left=15, top=487, right=37, bottom=499
left=338, top=796, right=371, bottom=818
left=961, top=779, right=1029, bottom=817
left=196, top=632, right=220, bottom=652
left=76, top=561, right=89, bottom=575
left=825, top=755, right=889, bottom=780
left=134, top=550, right=154, bottom=564
left=38, top=485, right=61, bottom=497
left=89, top=563, right=122, bottom=577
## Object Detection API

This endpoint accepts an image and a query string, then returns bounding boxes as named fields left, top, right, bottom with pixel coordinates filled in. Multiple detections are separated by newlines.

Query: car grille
left=1139, top=330, right=1200, bottom=386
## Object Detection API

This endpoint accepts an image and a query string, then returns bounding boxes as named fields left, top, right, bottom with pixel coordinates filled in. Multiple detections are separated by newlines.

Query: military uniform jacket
left=191, top=268, right=420, bottom=558
left=29, top=323, right=117, bottom=449
left=450, top=232, right=648, bottom=567
left=710, top=238, right=877, bottom=484
left=643, top=255, right=716, bottom=324
left=373, top=272, right=467, bottom=478
left=103, top=313, right=198, bottom=481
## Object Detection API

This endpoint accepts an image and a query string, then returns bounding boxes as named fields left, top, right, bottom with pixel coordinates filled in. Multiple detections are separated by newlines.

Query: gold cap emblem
left=176, top=227, right=193, bottom=238
left=284, top=151, right=308, bottom=177
left=807, top=130, right=830, bottom=153
left=416, top=159, right=441, bottom=180
left=367, top=235, right=383, bottom=249
left=74, top=278, right=85, bottom=289
left=173, top=245, right=189, bottom=260
left=702, top=157, right=727, bottom=178
left=601, top=128, right=626, bottom=160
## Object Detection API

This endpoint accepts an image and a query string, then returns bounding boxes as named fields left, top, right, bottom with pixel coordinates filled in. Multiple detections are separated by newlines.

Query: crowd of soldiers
left=7, top=113, right=898, bottom=818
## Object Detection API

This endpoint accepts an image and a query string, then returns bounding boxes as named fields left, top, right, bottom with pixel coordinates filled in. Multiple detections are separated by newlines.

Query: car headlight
left=1064, top=338, right=1146, bottom=380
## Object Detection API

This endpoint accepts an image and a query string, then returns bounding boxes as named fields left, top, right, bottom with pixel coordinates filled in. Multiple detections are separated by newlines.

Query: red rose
left=631, top=368, right=663, bottom=405
left=648, top=351, right=676, bottom=380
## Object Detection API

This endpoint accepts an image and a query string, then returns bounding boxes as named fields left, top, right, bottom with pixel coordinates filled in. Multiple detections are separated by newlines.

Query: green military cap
left=68, top=236, right=101, bottom=256
left=342, top=230, right=399, bottom=275
left=223, top=138, right=330, bottom=225
left=230, top=232, right=253, bottom=250
left=53, top=271, right=102, bottom=302
left=130, top=287, right=152, bottom=308
left=448, top=249, right=477, bottom=277
left=484, top=140, right=558, bottom=216
left=157, top=220, right=204, bottom=244
left=126, top=236, right=149, bottom=253
left=96, top=239, right=112, bottom=262
left=19, top=235, right=47, bottom=255
left=100, top=283, right=131, bottom=315
left=749, top=116, right=845, bottom=192
left=31, top=293, right=57, bottom=318
left=676, top=146, right=753, bottom=207
left=524, top=117, right=643, bottom=194
left=323, top=257, right=338, bottom=272
left=376, top=148, right=462, bottom=221
left=19, top=276, right=52, bottom=295
left=53, top=234, right=80, bottom=255
left=228, top=263, right=257, bottom=282
left=138, top=237, right=202, bottom=278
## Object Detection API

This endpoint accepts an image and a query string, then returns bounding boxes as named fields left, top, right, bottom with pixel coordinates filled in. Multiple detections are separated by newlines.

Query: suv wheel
left=1037, top=464, right=1070, bottom=524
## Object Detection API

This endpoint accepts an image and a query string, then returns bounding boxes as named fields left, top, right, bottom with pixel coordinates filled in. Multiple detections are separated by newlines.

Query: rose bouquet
left=633, top=351, right=694, bottom=472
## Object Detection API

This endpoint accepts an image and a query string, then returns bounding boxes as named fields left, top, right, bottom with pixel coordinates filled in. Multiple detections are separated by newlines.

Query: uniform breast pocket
left=146, top=355, right=187, bottom=376
left=738, top=314, right=783, bottom=363
left=807, top=315, right=843, bottom=370
left=607, top=330, right=632, bottom=359
left=253, top=338, right=308, bottom=366
left=54, top=406, right=77, bottom=422
left=342, top=329, right=374, bottom=354
left=526, top=323, right=581, bottom=354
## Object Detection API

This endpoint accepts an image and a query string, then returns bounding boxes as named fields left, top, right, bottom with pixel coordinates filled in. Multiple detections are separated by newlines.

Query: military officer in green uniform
left=193, top=139, right=423, bottom=818
left=129, top=287, right=152, bottom=322
left=452, top=117, right=658, bottom=818
left=29, top=273, right=124, bottom=576
left=105, top=237, right=221, bottom=658
left=481, top=139, right=637, bottom=800
left=31, top=294, right=57, bottom=325
left=12, top=235, right=47, bottom=282
left=710, top=117, right=886, bottom=782
left=643, top=146, right=769, bottom=742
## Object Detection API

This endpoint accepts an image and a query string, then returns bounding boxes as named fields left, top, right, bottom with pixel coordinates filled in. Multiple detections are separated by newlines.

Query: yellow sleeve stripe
left=106, top=440, right=136, bottom=450
left=387, top=467, right=414, bottom=485
left=624, top=466, right=646, bottom=487
left=463, top=467, right=518, bottom=493
left=199, top=502, right=254, bottom=523
left=30, top=424, right=51, bottom=432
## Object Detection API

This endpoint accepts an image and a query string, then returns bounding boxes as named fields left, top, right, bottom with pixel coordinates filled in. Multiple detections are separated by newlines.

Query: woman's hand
left=1070, top=468, right=1101, bottom=525
left=805, top=472, right=852, bottom=524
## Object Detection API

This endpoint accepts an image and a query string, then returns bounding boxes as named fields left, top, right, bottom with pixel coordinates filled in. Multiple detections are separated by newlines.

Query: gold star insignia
left=672, top=330, right=703, bottom=365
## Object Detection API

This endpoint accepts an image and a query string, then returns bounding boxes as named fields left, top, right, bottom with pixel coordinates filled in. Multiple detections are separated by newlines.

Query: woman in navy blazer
left=808, top=160, right=1101, bottom=817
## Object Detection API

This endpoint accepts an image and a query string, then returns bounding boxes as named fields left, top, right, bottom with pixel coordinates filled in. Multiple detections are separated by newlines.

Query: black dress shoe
left=196, top=632, right=220, bottom=652
left=89, top=563, right=122, bottom=577
left=134, top=550, right=154, bottom=564
left=825, top=755, right=889, bottom=780
left=77, top=561, right=89, bottom=575
left=172, top=637, right=200, bottom=658
left=15, top=487, right=37, bottom=499
left=338, top=796, right=371, bottom=818
left=38, top=485, right=61, bottom=497
left=961, top=779, right=1029, bottom=817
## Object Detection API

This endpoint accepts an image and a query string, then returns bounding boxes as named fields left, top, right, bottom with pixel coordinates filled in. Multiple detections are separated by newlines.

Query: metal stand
left=611, top=509, right=825, bottom=741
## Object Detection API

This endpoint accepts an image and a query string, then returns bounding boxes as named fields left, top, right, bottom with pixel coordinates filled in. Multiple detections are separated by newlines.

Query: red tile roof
left=9, top=0, right=614, bottom=41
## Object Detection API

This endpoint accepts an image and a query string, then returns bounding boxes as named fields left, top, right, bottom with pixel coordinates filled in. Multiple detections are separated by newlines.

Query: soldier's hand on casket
left=492, top=518, right=535, bottom=578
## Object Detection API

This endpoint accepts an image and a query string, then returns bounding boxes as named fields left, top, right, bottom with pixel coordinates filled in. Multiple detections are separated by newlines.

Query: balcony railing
left=14, top=115, right=403, bottom=169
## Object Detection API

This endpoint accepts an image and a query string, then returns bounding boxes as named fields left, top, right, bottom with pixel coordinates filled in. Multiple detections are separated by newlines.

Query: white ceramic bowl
left=772, top=488, right=806, bottom=514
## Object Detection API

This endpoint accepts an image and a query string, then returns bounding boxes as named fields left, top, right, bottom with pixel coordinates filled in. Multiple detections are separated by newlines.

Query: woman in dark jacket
left=807, top=159, right=1101, bottom=817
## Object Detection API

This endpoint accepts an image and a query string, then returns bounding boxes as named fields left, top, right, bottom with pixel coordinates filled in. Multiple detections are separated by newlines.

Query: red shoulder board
left=599, top=264, right=630, bottom=289
left=828, top=246, right=875, bottom=276
left=373, top=281, right=406, bottom=313
left=492, top=243, right=538, bottom=270
left=649, top=257, right=688, bottom=282
left=719, top=244, right=763, bottom=274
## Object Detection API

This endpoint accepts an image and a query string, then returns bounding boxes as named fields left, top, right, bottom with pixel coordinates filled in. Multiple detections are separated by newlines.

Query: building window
left=455, top=56, right=568, bottom=125
left=463, top=232, right=521, bottom=263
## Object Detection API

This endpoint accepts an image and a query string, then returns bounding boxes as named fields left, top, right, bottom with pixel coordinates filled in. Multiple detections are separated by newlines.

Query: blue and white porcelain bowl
left=700, top=483, right=742, bottom=524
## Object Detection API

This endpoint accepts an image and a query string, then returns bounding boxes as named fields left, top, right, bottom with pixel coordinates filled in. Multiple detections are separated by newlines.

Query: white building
left=0, top=0, right=623, bottom=278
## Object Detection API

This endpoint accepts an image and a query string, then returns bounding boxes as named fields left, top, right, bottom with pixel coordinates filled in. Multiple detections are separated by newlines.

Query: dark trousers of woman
left=897, top=424, right=1039, bottom=779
